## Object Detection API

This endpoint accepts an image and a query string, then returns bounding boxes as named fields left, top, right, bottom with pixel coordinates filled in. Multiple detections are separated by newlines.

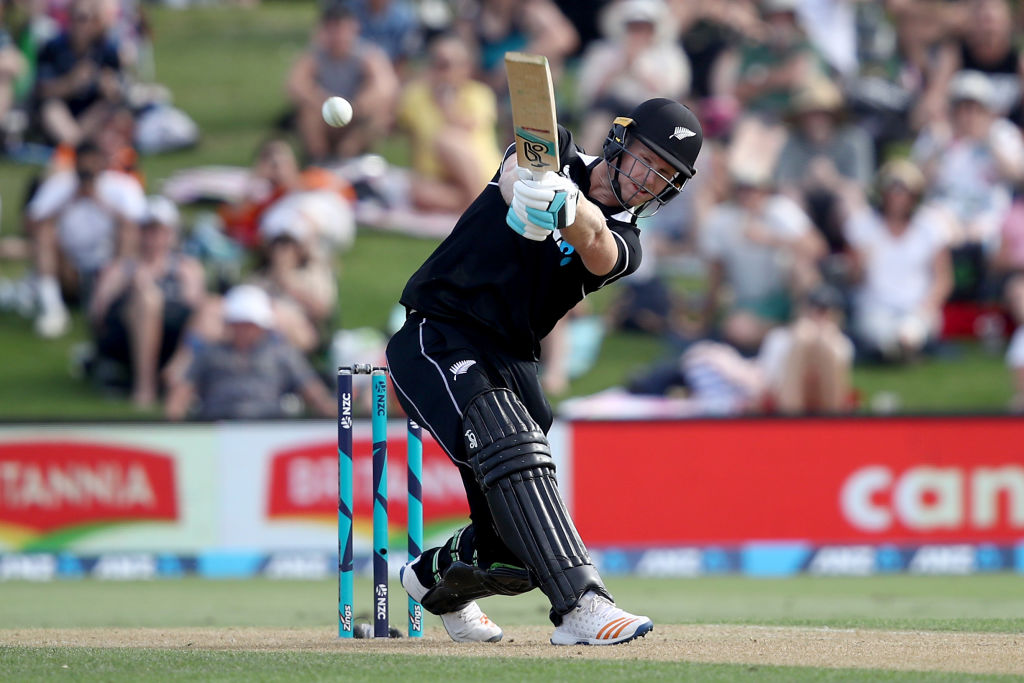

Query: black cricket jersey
left=400, top=126, right=643, bottom=361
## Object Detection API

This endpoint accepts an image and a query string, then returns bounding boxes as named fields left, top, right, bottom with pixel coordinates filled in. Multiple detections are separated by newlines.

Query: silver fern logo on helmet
left=449, top=360, right=476, bottom=380
left=670, top=126, right=696, bottom=141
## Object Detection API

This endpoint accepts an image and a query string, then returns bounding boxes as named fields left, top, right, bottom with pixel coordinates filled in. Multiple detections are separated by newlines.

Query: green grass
left=2, top=576, right=1022, bottom=632
left=0, top=0, right=1017, bottom=419
left=3, top=648, right=1015, bottom=683
left=2, top=577, right=1023, bottom=681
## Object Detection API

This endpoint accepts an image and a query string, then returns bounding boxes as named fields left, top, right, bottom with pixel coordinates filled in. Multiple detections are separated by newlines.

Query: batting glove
left=506, top=204, right=553, bottom=241
left=512, top=169, right=580, bottom=231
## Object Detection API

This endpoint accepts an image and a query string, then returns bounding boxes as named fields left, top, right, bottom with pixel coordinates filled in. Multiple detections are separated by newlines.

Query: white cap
left=600, top=0, right=675, bottom=41
left=222, top=285, right=274, bottom=328
left=145, top=195, right=180, bottom=231
left=949, top=70, right=995, bottom=108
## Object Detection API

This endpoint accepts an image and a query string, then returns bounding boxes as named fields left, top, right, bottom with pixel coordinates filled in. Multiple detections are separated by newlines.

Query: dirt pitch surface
left=3, top=625, right=1023, bottom=676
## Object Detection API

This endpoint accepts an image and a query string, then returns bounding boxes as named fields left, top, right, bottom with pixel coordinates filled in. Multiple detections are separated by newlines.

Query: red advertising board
left=266, top=432, right=468, bottom=528
left=0, top=441, right=178, bottom=535
left=571, top=417, right=1024, bottom=546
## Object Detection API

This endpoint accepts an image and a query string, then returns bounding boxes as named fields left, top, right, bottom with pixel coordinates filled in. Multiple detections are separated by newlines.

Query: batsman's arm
left=560, top=197, right=619, bottom=276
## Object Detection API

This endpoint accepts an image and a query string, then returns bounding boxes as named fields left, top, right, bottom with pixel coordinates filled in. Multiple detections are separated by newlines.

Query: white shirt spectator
left=27, top=170, right=147, bottom=275
left=576, top=39, right=690, bottom=111
left=845, top=205, right=950, bottom=315
left=911, top=117, right=1024, bottom=247
left=700, top=195, right=814, bottom=305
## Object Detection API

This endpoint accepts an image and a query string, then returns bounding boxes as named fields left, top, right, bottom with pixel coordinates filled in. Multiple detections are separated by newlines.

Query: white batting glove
left=512, top=168, right=580, bottom=231
left=506, top=204, right=553, bottom=240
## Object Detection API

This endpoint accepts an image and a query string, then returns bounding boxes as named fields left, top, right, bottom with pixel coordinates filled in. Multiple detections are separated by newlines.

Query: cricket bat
left=504, top=52, right=560, bottom=180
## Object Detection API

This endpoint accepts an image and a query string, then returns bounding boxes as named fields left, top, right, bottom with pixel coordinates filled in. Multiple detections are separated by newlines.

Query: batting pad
left=463, top=389, right=609, bottom=620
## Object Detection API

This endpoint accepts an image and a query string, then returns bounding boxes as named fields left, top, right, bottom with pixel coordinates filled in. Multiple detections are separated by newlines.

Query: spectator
left=395, top=33, right=501, bottom=213
left=912, top=70, right=1024, bottom=250
left=918, top=0, right=1023, bottom=126
left=721, top=0, right=824, bottom=122
left=249, top=218, right=337, bottom=355
left=991, top=204, right=1024, bottom=410
left=286, top=2, right=399, bottom=162
left=775, top=77, right=874, bottom=259
left=88, top=196, right=204, bottom=408
left=575, top=0, right=690, bottom=154
left=842, top=159, right=954, bottom=361
left=348, top=0, right=421, bottom=69
left=0, top=0, right=27, bottom=143
left=700, top=165, right=825, bottom=352
left=25, top=138, right=146, bottom=337
left=455, top=0, right=578, bottom=94
left=627, top=285, right=853, bottom=415
left=843, top=1, right=929, bottom=160
left=33, top=0, right=125, bottom=146
left=672, top=1, right=763, bottom=101
left=165, top=285, right=335, bottom=420
left=218, top=137, right=355, bottom=248
left=757, top=283, right=853, bottom=413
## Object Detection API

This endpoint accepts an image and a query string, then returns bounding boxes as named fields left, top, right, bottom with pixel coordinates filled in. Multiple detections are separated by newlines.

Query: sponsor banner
left=218, top=421, right=470, bottom=553
left=572, top=417, right=1024, bottom=546
left=0, top=426, right=217, bottom=552
left=5, top=542, right=1018, bottom=580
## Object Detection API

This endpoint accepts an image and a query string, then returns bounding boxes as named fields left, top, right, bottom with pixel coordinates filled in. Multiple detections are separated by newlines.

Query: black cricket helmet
left=602, top=98, right=703, bottom=217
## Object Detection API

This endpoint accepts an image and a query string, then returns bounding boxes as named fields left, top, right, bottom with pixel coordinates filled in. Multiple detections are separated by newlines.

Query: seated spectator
left=917, top=0, right=1022, bottom=126
left=575, top=0, right=690, bottom=154
left=720, top=0, right=824, bottom=122
left=775, top=77, right=874, bottom=260
left=673, top=1, right=763, bottom=101
left=843, top=2, right=928, bottom=161
left=911, top=70, right=1024, bottom=250
left=88, top=196, right=204, bottom=408
left=164, top=285, right=335, bottom=420
left=992, top=203, right=1024, bottom=410
left=249, top=218, right=337, bottom=355
left=626, top=285, right=853, bottom=415
left=757, top=283, right=853, bottom=414
left=395, top=33, right=501, bottom=213
left=348, top=0, right=421, bottom=70
left=218, top=137, right=355, bottom=248
left=286, top=2, right=399, bottom=162
left=455, top=0, right=578, bottom=94
left=0, top=0, right=27, bottom=143
left=700, top=165, right=825, bottom=353
left=33, top=0, right=126, bottom=146
left=842, top=159, right=954, bottom=361
left=25, top=138, right=146, bottom=337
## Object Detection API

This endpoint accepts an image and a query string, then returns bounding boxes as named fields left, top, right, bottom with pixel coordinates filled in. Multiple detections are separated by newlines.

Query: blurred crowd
left=1, top=0, right=1024, bottom=419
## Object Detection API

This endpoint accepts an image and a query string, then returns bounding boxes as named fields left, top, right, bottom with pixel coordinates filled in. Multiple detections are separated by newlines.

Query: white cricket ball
left=322, top=96, right=353, bottom=127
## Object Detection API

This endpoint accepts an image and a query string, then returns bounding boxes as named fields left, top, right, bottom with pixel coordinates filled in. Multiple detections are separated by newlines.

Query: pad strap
left=420, top=561, right=534, bottom=615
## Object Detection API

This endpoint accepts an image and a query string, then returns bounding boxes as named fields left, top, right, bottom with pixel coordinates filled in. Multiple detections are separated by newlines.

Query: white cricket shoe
left=550, top=590, right=653, bottom=646
left=400, top=559, right=503, bottom=643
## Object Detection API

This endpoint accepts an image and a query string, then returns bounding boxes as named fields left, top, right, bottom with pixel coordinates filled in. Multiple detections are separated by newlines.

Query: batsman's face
left=615, top=140, right=679, bottom=206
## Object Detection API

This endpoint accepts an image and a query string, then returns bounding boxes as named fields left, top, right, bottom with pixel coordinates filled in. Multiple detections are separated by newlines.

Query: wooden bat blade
left=505, top=51, right=559, bottom=177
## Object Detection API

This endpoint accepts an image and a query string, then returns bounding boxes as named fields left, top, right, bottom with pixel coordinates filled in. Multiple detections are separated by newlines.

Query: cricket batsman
left=385, top=97, right=702, bottom=645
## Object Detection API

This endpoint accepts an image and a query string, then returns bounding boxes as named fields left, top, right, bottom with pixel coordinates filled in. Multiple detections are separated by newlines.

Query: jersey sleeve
left=583, top=220, right=642, bottom=293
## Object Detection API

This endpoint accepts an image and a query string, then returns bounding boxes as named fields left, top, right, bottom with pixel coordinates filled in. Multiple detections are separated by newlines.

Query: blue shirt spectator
left=349, top=0, right=422, bottom=64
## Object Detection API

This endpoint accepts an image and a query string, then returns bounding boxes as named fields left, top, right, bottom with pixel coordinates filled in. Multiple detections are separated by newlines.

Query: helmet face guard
left=601, top=99, right=703, bottom=219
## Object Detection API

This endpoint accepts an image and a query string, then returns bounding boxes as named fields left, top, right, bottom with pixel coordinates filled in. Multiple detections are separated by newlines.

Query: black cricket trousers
left=384, top=313, right=553, bottom=568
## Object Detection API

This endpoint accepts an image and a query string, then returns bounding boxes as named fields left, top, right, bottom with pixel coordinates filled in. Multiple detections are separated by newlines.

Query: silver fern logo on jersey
left=449, top=360, right=476, bottom=380
left=670, top=126, right=696, bottom=141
